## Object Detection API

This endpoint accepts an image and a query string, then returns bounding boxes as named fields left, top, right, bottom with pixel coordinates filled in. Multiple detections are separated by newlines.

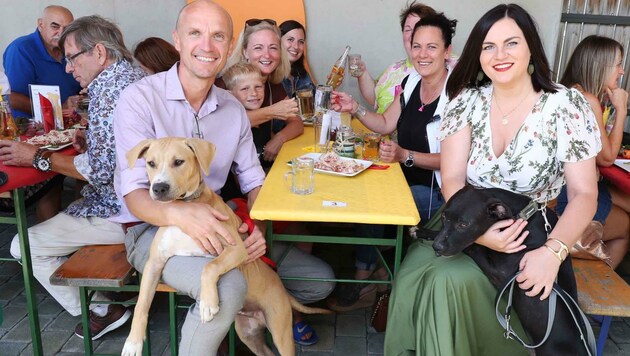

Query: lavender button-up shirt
left=112, top=65, right=265, bottom=223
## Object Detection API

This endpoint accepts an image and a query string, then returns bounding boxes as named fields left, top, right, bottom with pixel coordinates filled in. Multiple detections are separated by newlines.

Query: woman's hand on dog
left=241, top=221, right=267, bottom=263
left=517, top=247, right=562, bottom=300
left=476, top=218, right=529, bottom=253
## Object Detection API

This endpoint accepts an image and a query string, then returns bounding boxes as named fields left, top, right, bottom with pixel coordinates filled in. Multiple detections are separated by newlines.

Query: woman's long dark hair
left=446, top=3, right=557, bottom=98
left=279, top=20, right=308, bottom=78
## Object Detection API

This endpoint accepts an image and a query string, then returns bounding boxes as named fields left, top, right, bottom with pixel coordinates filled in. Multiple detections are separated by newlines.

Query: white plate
left=42, top=142, right=73, bottom=151
left=288, top=153, right=373, bottom=177
left=614, top=159, right=630, bottom=173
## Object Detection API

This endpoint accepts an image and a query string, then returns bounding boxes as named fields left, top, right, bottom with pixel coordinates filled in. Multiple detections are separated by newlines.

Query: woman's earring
left=476, top=70, right=485, bottom=84
left=528, top=63, right=534, bottom=75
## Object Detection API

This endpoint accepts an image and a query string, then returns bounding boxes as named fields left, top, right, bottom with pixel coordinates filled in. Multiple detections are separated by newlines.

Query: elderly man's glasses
left=245, top=18, right=276, bottom=27
left=65, top=47, right=92, bottom=67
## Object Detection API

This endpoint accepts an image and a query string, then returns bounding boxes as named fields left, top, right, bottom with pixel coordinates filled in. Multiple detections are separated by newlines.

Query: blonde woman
left=555, top=35, right=630, bottom=268
left=223, top=19, right=302, bottom=165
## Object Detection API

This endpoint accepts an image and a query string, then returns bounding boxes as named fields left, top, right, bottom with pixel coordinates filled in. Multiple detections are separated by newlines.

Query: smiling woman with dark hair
left=279, top=20, right=315, bottom=97
left=385, top=4, right=601, bottom=355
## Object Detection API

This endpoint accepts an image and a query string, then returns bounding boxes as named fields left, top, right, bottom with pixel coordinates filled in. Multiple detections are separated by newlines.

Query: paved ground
left=0, top=188, right=629, bottom=355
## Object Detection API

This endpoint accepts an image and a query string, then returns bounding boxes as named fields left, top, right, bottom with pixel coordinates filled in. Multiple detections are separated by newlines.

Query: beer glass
left=296, top=88, right=314, bottom=123
left=348, top=54, right=362, bottom=77
left=285, top=156, right=315, bottom=195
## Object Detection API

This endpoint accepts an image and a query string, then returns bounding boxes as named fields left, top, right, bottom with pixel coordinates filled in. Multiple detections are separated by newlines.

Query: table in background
left=250, top=127, right=420, bottom=283
left=0, top=148, right=75, bottom=356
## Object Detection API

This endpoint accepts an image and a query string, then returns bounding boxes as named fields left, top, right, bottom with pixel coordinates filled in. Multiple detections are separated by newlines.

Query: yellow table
left=250, top=127, right=419, bottom=280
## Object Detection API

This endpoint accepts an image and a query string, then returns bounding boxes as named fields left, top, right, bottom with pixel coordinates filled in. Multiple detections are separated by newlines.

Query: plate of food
left=614, top=159, right=630, bottom=173
left=289, top=152, right=372, bottom=177
left=26, top=129, right=76, bottom=148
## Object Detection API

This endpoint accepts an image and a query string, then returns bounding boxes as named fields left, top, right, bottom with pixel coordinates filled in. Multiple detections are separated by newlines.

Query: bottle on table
left=325, top=45, right=351, bottom=90
left=0, top=91, right=18, bottom=140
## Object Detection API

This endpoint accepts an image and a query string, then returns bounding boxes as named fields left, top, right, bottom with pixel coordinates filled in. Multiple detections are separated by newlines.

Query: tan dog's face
left=126, top=138, right=216, bottom=201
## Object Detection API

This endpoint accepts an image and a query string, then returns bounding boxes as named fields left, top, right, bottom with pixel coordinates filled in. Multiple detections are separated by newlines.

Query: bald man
left=114, top=1, right=266, bottom=354
left=3, top=5, right=81, bottom=118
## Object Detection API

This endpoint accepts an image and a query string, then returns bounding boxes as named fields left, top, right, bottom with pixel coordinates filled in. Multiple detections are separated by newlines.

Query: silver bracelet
left=352, top=104, right=368, bottom=120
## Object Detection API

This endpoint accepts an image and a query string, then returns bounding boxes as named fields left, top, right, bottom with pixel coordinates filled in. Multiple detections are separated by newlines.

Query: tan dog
left=121, top=138, right=330, bottom=356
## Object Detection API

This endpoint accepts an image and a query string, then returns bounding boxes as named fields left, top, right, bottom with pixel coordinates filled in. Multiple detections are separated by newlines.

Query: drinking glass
left=285, top=156, right=315, bottom=195
left=314, top=114, right=331, bottom=153
left=362, top=132, right=381, bottom=161
left=314, top=85, right=332, bottom=113
left=296, top=88, right=314, bottom=123
left=348, top=54, right=362, bottom=77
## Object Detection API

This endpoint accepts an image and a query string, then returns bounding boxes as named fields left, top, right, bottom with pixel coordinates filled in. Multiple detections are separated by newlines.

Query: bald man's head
left=38, top=5, right=73, bottom=50
left=176, top=0, right=233, bottom=40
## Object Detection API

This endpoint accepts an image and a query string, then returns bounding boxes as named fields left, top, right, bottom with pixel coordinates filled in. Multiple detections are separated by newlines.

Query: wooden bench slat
left=50, top=244, right=134, bottom=288
left=573, top=258, right=630, bottom=317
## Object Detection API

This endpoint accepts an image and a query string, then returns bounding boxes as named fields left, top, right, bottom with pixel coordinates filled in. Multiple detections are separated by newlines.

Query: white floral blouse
left=439, top=84, right=601, bottom=203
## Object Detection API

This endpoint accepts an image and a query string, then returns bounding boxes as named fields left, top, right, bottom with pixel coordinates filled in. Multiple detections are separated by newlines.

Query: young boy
left=222, top=63, right=265, bottom=111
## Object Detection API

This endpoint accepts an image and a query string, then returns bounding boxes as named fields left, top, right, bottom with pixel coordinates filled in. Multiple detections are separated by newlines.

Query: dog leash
left=494, top=272, right=596, bottom=355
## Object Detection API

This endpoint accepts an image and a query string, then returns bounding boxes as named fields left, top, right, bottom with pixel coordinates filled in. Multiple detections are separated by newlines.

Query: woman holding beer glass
left=332, top=13, right=455, bottom=221
left=280, top=20, right=315, bottom=98
left=225, top=19, right=302, bottom=164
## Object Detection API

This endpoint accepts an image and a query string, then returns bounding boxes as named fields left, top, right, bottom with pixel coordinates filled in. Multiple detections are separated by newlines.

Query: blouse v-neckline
left=487, top=88, right=545, bottom=159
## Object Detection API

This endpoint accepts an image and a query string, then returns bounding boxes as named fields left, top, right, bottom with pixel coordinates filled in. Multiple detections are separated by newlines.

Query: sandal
left=293, top=321, right=319, bottom=346
left=327, top=283, right=377, bottom=312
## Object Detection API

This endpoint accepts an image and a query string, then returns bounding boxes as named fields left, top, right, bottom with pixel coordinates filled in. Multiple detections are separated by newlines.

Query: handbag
left=370, top=290, right=390, bottom=332
left=571, top=221, right=613, bottom=266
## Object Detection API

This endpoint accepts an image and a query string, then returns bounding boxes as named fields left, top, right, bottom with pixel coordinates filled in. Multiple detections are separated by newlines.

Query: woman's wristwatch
left=32, top=148, right=53, bottom=172
left=403, top=150, right=415, bottom=167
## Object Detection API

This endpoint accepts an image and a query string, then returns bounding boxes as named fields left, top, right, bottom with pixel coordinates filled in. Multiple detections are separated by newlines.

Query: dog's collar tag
left=517, top=200, right=538, bottom=221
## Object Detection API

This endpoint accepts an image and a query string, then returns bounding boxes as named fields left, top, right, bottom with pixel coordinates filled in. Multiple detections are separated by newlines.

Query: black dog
left=431, top=186, right=591, bottom=355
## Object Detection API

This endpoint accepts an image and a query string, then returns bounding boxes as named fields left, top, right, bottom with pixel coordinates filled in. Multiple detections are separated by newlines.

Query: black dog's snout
left=152, top=182, right=170, bottom=197
left=432, top=240, right=445, bottom=256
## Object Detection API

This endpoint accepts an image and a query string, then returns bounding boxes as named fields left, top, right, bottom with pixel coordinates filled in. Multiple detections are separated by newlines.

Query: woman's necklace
left=418, top=70, right=447, bottom=112
left=493, top=89, right=532, bottom=125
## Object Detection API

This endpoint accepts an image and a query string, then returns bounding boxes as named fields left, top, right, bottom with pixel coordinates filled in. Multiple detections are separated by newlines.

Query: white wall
left=1, top=0, right=562, bottom=105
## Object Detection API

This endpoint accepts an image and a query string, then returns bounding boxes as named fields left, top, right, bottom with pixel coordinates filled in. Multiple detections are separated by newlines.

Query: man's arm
left=125, top=188, right=234, bottom=255
left=8, top=92, right=33, bottom=115
left=0, top=140, right=83, bottom=179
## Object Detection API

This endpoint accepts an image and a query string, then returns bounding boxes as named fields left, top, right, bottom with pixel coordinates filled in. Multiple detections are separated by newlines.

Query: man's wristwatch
left=403, top=150, right=415, bottom=168
left=32, top=149, right=53, bottom=172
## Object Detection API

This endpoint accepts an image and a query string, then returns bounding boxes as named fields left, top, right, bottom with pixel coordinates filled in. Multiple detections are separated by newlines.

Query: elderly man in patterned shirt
left=0, top=15, right=144, bottom=340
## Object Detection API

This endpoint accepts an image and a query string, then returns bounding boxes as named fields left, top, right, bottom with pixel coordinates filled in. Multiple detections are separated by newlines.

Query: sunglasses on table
left=245, top=18, right=277, bottom=27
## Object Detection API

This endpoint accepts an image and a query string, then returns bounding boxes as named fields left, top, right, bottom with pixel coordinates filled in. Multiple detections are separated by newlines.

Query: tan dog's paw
left=121, top=340, right=143, bottom=356
left=199, top=301, right=220, bottom=323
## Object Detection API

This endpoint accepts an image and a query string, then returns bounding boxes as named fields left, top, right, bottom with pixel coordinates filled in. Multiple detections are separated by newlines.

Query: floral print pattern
left=374, top=58, right=414, bottom=113
left=439, top=84, right=601, bottom=203
left=66, top=60, right=145, bottom=218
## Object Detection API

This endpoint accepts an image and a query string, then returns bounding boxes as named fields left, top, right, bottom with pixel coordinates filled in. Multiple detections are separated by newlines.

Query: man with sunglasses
left=113, top=1, right=270, bottom=354
left=3, top=5, right=81, bottom=118
left=0, top=15, right=145, bottom=341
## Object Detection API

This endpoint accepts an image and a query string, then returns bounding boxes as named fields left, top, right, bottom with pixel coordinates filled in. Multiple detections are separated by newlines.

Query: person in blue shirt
left=279, top=20, right=315, bottom=98
left=3, top=5, right=81, bottom=118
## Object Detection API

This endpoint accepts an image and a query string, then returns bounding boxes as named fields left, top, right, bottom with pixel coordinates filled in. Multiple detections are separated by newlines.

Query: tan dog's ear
left=185, top=138, right=216, bottom=176
left=126, top=139, right=155, bottom=169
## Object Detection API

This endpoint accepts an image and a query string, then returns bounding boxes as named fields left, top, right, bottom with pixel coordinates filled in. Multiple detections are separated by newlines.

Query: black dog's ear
left=487, top=201, right=513, bottom=220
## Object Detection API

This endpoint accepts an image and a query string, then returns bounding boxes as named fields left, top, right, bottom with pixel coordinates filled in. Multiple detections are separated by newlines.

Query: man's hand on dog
left=240, top=221, right=267, bottom=263
left=476, top=218, right=529, bottom=253
left=517, top=247, right=562, bottom=300
left=173, top=202, right=235, bottom=255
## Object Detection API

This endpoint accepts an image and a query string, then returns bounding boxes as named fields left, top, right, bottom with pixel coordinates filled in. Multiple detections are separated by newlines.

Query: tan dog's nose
left=151, top=182, right=171, bottom=200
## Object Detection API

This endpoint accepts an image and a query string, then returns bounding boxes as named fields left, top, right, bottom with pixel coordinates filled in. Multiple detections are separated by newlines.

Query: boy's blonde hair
left=222, top=62, right=265, bottom=91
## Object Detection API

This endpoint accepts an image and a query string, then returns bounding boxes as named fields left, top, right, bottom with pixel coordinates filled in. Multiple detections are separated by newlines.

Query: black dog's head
left=433, top=186, right=514, bottom=256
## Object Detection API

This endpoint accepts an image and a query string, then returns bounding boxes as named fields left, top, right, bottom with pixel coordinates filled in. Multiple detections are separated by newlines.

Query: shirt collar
left=165, top=63, right=219, bottom=117
left=33, top=29, right=59, bottom=64
left=87, top=60, right=133, bottom=95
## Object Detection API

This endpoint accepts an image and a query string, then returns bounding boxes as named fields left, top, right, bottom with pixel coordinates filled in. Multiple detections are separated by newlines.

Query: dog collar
left=517, top=200, right=539, bottom=221
left=184, top=181, right=205, bottom=201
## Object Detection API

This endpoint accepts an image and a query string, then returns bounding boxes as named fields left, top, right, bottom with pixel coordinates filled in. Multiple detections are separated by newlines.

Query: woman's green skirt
left=384, top=240, right=528, bottom=356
